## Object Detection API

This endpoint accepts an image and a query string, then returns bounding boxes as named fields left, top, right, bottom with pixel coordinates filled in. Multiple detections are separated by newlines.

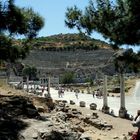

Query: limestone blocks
left=89, top=103, right=97, bottom=110
left=79, top=101, right=86, bottom=107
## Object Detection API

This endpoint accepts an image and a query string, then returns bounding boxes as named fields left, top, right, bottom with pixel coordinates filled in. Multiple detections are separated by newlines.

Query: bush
left=60, top=72, right=75, bottom=84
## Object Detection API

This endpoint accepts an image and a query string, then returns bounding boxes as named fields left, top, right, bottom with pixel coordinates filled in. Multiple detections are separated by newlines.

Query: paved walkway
left=21, top=83, right=140, bottom=117
left=46, top=88, right=140, bottom=117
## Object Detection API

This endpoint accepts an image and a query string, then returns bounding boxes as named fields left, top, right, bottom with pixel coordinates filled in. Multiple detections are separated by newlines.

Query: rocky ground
left=0, top=86, right=138, bottom=140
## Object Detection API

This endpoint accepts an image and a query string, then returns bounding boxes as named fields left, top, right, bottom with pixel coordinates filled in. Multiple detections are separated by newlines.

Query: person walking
left=92, top=91, right=95, bottom=98
left=58, top=88, right=61, bottom=98
left=75, top=90, right=79, bottom=99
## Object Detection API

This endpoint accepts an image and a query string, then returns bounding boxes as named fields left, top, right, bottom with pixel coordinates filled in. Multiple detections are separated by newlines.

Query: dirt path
left=69, top=105, right=138, bottom=140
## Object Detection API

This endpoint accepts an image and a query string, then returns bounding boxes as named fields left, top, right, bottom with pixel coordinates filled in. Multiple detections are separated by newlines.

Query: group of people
left=92, top=89, right=103, bottom=98
left=58, top=87, right=64, bottom=98
left=58, top=87, right=79, bottom=99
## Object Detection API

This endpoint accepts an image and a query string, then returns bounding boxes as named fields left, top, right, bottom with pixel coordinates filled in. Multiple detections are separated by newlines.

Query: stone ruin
left=25, top=99, right=113, bottom=140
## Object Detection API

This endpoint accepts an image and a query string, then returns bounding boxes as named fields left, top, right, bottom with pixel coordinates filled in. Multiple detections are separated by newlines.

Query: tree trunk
left=119, top=73, right=127, bottom=118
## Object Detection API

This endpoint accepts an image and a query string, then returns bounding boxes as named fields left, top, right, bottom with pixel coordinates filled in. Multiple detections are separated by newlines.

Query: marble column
left=102, top=75, right=110, bottom=113
left=119, top=73, right=127, bottom=118
left=26, top=76, right=29, bottom=92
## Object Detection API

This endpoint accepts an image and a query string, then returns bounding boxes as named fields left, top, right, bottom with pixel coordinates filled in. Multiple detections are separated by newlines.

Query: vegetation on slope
left=22, top=33, right=112, bottom=51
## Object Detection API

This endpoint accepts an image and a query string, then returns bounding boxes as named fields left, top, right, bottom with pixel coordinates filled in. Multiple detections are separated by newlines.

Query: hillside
left=28, top=33, right=112, bottom=50
left=20, top=33, right=116, bottom=82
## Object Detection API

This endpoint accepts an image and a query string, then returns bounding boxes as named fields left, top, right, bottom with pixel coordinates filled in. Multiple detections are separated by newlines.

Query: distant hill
left=29, top=33, right=112, bottom=51
left=21, top=33, right=116, bottom=82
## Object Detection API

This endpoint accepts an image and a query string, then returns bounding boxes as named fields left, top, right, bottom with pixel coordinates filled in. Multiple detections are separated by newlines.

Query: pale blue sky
left=15, top=0, right=88, bottom=36
left=15, top=0, right=104, bottom=40
left=15, top=0, right=139, bottom=52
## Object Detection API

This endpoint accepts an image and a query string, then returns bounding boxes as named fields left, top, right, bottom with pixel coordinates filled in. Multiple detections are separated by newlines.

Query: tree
left=22, top=65, right=38, bottom=80
left=65, top=0, right=140, bottom=117
left=114, top=49, right=140, bottom=74
left=61, top=72, right=75, bottom=84
left=113, top=48, right=139, bottom=117
left=0, top=0, right=44, bottom=62
left=65, top=0, right=140, bottom=48
left=22, top=65, right=38, bottom=92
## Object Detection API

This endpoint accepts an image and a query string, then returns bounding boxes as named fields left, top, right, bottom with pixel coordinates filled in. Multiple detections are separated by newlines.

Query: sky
left=15, top=0, right=105, bottom=40
left=15, top=0, right=139, bottom=52
left=15, top=0, right=89, bottom=36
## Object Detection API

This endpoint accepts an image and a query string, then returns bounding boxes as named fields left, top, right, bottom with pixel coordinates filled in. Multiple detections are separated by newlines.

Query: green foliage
left=85, top=77, right=93, bottom=86
left=22, top=65, right=38, bottom=80
left=0, top=0, right=44, bottom=62
left=60, top=72, right=75, bottom=84
left=28, top=33, right=106, bottom=51
left=114, top=49, right=140, bottom=73
left=21, top=8, right=44, bottom=39
left=65, top=6, right=82, bottom=31
left=65, top=0, right=140, bottom=46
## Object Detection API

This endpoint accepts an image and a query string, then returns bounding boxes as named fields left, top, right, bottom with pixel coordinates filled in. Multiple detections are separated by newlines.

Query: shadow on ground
left=0, top=114, right=28, bottom=140
left=0, top=94, right=40, bottom=140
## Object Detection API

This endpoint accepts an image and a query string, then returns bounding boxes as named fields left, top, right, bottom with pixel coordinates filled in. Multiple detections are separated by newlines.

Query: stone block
left=79, top=101, right=86, bottom=107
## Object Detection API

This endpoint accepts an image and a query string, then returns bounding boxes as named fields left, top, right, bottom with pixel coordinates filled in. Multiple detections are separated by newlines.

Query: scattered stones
left=79, top=101, right=86, bottom=107
left=70, top=100, right=75, bottom=105
left=32, top=132, right=38, bottom=139
left=72, top=125, right=85, bottom=133
left=83, top=117, right=113, bottom=130
left=92, top=112, right=99, bottom=118
left=37, top=129, right=81, bottom=140
left=36, top=106, right=45, bottom=113
left=89, top=103, right=97, bottom=110
left=79, top=133, right=92, bottom=140
left=113, top=136, right=119, bottom=139
left=62, top=100, right=68, bottom=104
left=8, top=91, right=12, bottom=94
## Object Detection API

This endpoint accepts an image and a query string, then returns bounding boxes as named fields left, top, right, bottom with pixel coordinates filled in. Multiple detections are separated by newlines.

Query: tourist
left=92, top=91, right=95, bottom=98
left=58, top=87, right=63, bottom=98
left=61, top=88, right=64, bottom=97
left=132, top=110, right=140, bottom=140
left=75, top=90, right=78, bottom=99
left=58, top=88, right=61, bottom=98
left=42, top=86, right=45, bottom=94
left=36, top=86, right=39, bottom=90
left=109, top=109, right=116, bottom=117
